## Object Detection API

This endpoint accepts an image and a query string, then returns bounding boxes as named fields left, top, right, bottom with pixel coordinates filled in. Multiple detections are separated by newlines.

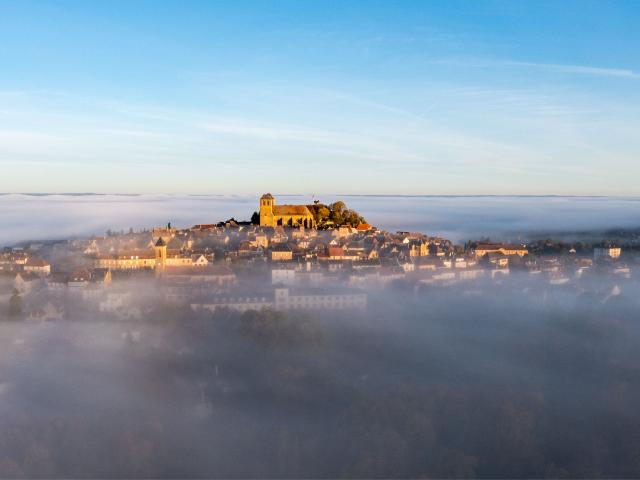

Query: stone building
left=259, top=193, right=316, bottom=228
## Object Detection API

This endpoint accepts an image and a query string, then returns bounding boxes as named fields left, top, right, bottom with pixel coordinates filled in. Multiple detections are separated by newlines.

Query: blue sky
left=1, top=0, right=639, bottom=195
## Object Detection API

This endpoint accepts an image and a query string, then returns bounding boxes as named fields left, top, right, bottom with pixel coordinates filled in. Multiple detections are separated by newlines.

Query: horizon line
left=2, top=192, right=640, bottom=199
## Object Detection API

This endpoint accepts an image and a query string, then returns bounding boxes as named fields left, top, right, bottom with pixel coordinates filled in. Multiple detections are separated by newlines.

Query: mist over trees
left=1, top=274, right=640, bottom=478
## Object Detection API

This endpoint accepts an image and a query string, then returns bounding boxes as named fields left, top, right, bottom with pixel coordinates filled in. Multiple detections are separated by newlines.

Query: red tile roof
left=25, top=257, right=49, bottom=267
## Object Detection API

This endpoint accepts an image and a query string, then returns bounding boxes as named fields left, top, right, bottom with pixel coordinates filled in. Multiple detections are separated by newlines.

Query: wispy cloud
left=504, top=61, right=640, bottom=79
left=433, top=58, right=640, bottom=79
left=0, top=130, right=71, bottom=152
left=199, top=119, right=350, bottom=143
left=310, top=88, right=431, bottom=122
left=0, top=90, right=29, bottom=98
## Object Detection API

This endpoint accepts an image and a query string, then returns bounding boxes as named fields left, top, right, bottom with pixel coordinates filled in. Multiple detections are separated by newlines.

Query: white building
left=191, top=296, right=273, bottom=313
left=271, top=266, right=298, bottom=285
left=594, top=246, right=621, bottom=260
left=274, top=287, right=367, bottom=311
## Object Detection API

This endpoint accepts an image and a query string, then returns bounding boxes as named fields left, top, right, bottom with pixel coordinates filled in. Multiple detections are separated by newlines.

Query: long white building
left=191, top=287, right=367, bottom=313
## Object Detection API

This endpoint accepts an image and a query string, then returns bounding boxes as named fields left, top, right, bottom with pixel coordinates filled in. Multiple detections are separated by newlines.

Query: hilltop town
left=0, top=194, right=635, bottom=321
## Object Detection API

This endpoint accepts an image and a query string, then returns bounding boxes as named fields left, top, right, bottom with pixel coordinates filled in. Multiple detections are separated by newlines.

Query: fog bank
left=1, top=274, right=640, bottom=477
left=3, top=194, right=640, bottom=246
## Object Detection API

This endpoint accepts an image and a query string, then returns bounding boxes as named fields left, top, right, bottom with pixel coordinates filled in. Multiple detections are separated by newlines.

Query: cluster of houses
left=1, top=214, right=635, bottom=321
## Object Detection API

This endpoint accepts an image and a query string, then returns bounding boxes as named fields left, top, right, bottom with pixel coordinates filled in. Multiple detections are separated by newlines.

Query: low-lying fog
left=1, top=274, right=640, bottom=477
left=3, top=193, right=640, bottom=245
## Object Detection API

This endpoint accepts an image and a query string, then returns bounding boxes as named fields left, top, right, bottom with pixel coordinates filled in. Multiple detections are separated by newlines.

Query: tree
left=317, top=206, right=331, bottom=222
left=251, top=211, right=260, bottom=225
left=8, top=289, right=22, bottom=318
left=330, top=209, right=344, bottom=226
left=309, top=199, right=366, bottom=227
left=330, top=201, right=346, bottom=214
left=238, top=309, right=324, bottom=349
left=343, top=209, right=365, bottom=227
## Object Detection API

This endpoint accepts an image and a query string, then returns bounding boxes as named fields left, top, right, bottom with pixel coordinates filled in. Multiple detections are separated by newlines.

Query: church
left=259, top=193, right=316, bottom=228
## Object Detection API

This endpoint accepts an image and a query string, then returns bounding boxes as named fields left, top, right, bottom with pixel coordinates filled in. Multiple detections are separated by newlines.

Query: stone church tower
left=259, top=193, right=275, bottom=226
left=154, top=237, right=167, bottom=275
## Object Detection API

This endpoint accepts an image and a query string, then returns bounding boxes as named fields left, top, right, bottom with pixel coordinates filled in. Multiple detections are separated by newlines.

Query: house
left=409, top=241, right=429, bottom=257
left=486, top=253, right=509, bottom=268
left=191, top=254, right=210, bottom=266
left=93, top=252, right=156, bottom=270
left=271, top=265, right=298, bottom=285
left=330, top=225, right=355, bottom=238
left=594, top=246, right=621, bottom=260
left=472, top=242, right=528, bottom=258
left=274, top=287, right=367, bottom=311
left=251, top=234, right=269, bottom=249
left=10, top=251, right=28, bottom=265
left=68, top=268, right=91, bottom=288
left=163, top=265, right=237, bottom=286
left=191, top=295, right=273, bottom=313
left=428, top=243, right=446, bottom=257
left=23, top=257, right=51, bottom=275
left=270, top=245, right=293, bottom=261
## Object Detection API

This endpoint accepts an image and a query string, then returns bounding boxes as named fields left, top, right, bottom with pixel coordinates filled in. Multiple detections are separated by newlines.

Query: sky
left=0, top=0, right=639, bottom=195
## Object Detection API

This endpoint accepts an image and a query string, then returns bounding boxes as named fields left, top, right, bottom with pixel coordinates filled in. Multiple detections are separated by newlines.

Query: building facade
left=473, top=243, right=529, bottom=258
left=594, top=246, right=622, bottom=260
left=259, top=193, right=316, bottom=228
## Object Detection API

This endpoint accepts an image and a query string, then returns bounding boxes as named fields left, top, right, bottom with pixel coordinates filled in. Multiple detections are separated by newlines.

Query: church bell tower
left=154, top=237, right=167, bottom=276
left=259, top=193, right=275, bottom=226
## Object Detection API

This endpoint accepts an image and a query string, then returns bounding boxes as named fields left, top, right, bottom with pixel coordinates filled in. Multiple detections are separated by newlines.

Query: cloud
left=0, top=90, right=28, bottom=98
left=2, top=87, right=639, bottom=195
left=200, top=120, right=338, bottom=142
left=504, top=61, right=640, bottom=79
left=0, top=130, right=72, bottom=154
left=432, top=58, right=640, bottom=79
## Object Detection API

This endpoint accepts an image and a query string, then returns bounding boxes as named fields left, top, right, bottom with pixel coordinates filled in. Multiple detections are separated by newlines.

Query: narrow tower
left=154, top=237, right=167, bottom=276
left=259, top=193, right=275, bottom=227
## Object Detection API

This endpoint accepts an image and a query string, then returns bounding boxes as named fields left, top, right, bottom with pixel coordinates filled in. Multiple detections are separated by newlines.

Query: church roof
left=155, top=237, right=167, bottom=247
left=273, top=205, right=312, bottom=216
left=261, top=193, right=274, bottom=200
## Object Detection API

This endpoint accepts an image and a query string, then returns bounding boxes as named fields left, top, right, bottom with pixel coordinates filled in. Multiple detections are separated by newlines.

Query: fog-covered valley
left=2, top=194, right=640, bottom=477
left=1, top=273, right=640, bottom=478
